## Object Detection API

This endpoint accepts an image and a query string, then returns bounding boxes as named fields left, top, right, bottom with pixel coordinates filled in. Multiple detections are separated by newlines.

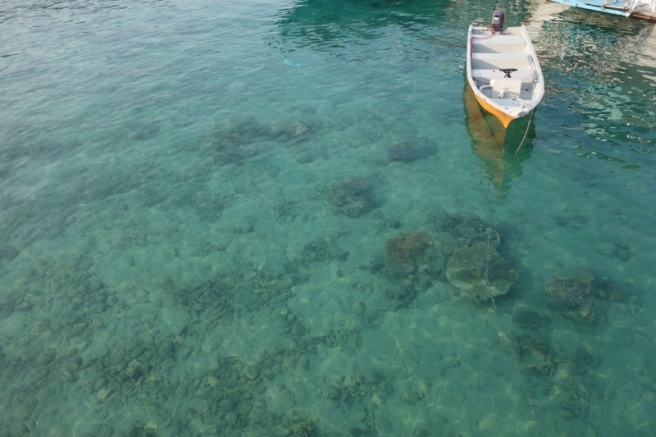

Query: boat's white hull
left=550, top=0, right=656, bottom=20
left=466, top=25, right=544, bottom=128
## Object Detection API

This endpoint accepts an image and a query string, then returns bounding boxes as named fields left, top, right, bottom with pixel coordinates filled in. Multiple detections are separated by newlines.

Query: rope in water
left=483, top=111, right=543, bottom=437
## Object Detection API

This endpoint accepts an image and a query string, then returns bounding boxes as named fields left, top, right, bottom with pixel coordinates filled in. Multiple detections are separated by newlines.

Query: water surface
left=1, top=1, right=655, bottom=436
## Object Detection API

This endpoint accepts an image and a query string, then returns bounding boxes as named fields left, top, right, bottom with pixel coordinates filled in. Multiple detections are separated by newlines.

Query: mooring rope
left=512, top=110, right=534, bottom=156
left=483, top=113, right=543, bottom=437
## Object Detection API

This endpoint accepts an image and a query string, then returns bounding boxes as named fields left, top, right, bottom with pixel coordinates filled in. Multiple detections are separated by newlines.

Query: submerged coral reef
left=374, top=212, right=519, bottom=303
left=432, top=212, right=517, bottom=300
left=376, top=230, right=446, bottom=309
left=544, top=267, right=623, bottom=326
left=203, top=116, right=270, bottom=165
left=594, top=278, right=623, bottom=301
left=385, top=231, right=432, bottom=262
left=446, top=242, right=517, bottom=300
left=383, top=232, right=442, bottom=282
left=386, top=139, right=437, bottom=163
left=544, top=266, right=595, bottom=307
left=203, top=115, right=320, bottom=166
left=443, top=213, right=501, bottom=248
left=323, top=176, right=379, bottom=218
left=545, top=267, right=623, bottom=306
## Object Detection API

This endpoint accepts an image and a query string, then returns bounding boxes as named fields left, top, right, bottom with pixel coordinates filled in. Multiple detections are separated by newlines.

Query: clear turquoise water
left=1, top=0, right=655, bottom=436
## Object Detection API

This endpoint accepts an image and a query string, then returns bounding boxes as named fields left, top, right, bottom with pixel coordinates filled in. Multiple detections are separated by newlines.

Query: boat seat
left=490, top=78, right=523, bottom=99
left=472, top=69, right=535, bottom=79
left=471, top=37, right=525, bottom=45
left=471, top=53, right=530, bottom=60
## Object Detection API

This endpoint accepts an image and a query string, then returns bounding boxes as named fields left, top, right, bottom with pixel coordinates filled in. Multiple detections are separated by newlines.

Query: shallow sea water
left=1, top=0, right=656, bottom=436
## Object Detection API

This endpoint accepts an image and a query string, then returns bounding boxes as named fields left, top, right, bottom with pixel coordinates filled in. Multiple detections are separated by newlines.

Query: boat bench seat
left=471, top=53, right=530, bottom=60
left=471, top=37, right=525, bottom=45
left=472, top=69, right=535, bottom=79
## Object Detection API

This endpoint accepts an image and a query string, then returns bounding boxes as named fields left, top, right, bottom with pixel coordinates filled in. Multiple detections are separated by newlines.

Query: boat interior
left=470, top=28, right=540, bottom=103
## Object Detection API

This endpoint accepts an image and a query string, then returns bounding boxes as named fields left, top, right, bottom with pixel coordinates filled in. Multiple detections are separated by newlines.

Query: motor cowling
left=490, top=9, right=505, bottom=33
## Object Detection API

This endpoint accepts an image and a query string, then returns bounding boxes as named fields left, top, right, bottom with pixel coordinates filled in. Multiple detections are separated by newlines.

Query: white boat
left=549, top=0, right=656, bottom=20
left=466, top=11, right=545, bottom=128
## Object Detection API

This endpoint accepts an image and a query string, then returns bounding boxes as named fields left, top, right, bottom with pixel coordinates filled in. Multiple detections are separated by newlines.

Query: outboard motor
left=490, top=9, right=505, bottom=33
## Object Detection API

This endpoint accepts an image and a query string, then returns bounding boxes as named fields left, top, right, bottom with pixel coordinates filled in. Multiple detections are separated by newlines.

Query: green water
left=1, top=0, right=655, bottom=436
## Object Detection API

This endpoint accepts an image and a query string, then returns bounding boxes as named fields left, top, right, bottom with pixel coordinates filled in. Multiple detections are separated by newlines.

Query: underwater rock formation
left=544, top=267, right=594, bottom=307
left=271, top=120, right=309, bottom=139
left=320, top=368, right=392, bottom=418
left=386, top=139, right=437, bottom=163
left=323, top=176, right=378, bottom=218
left=301, top=237, right=349, bottom=263
left=516, top=333, right=557, bottom=376
left=611, top=243, right=633, bottom=262
left=271, top=116, right=323, bottom=163
left=430, top=210, right=507, bottom=257
left=288, top=418, right=319, bottom=437
left=379, top=231, right=445, bottom=308
left=202, top=114, right=318, bottom=166
left=444, top=213, right=500, bottom=248
left=543, top=267, right=615, bottom=325
left=384, top=232, right=433, bottom=280
left=513, top=309, right=551, bottom=331
left=544, top=268, right=622, bottom=327
left=385, top=231, right=432, bottom=261
left=594, top=278, right=622, bottom=301
left=385, top=285, right=417, bottom=310
left=203, top=117, right=270, bottom=165
left=370, top=210, right=402, bottom=232
left=270, top=117, right=322, bottom=144
left=446, top=242, right=517, bottom=299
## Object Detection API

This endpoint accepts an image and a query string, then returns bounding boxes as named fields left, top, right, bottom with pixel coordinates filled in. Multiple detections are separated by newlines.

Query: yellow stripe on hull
left=473, top=93, right=516, bottom=128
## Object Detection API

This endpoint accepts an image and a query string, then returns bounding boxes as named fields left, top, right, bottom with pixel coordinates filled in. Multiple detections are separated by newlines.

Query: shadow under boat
left=463, top=84, right=535, bottom=193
